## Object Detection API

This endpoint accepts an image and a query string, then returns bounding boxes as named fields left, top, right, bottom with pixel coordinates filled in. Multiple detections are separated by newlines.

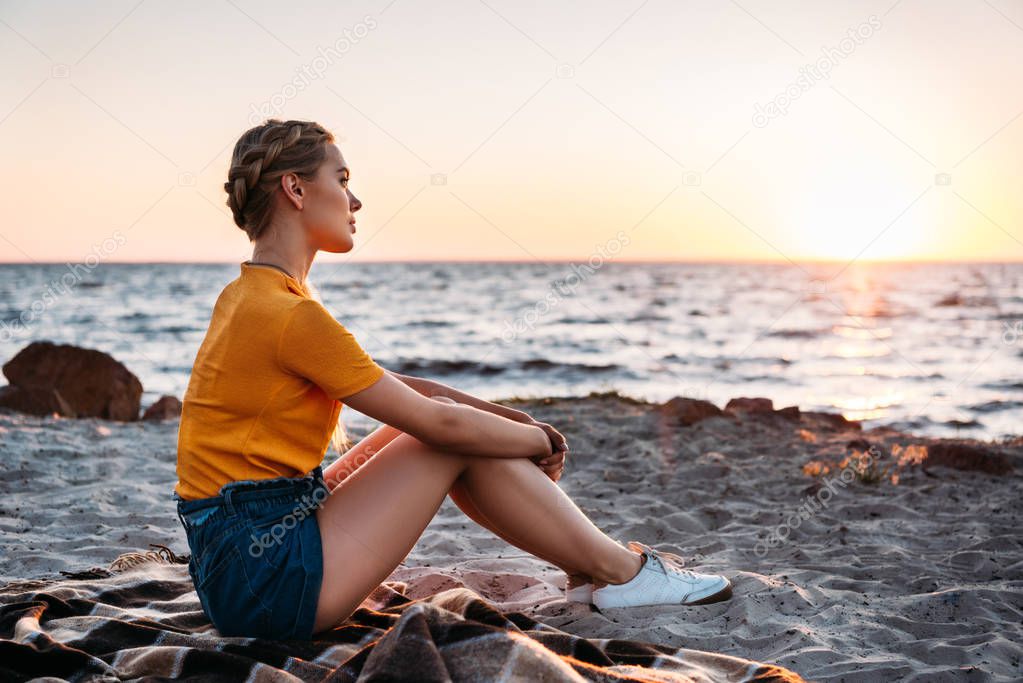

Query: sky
left=1, top=0, right=1021, bottom=264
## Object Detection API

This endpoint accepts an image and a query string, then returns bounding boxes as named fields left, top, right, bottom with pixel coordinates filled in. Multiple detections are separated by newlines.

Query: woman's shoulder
left=280, top=297, right=350, bottom=334
left=210, top=280, right=310, bottom=330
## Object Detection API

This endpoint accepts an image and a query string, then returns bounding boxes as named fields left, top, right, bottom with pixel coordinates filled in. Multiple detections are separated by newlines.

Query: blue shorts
left=174, top=466, right=329, bottom=640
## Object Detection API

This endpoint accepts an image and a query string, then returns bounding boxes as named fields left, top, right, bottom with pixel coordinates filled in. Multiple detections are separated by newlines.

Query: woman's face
left=301, top=143, right=362, bottom=253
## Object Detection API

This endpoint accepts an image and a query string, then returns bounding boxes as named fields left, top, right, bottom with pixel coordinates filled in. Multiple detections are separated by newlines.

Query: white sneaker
left=564, top=547, right=696, bottom=604
left=565, top=582, right=593, bottom=603
left=591, top=541, right=732, bottom=609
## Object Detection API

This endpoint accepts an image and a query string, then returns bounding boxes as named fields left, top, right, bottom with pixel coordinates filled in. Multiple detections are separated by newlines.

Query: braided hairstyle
left=224, top=119, right=334, bottom=241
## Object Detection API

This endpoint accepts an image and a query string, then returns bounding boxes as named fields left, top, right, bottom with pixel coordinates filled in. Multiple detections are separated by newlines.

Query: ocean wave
left=158, top=325, right=202, bottom=335
left=392, top=359, right=506, bottom=376
left=389, top=358, right=622, bottom=377
left=320, top=281, right=368, bottom=290
left=119, top=312, right=156, bottom=321
left=626, top=313, right=672, bottom=323
left=936, top=293, right=998, bottom=307
left=767, top=328, right=825, bottom=339
left=555, top=316, right=607, bottom=325
left=980, top=380, right=1023, bottom=391
left=519, top=358, right=618, bottom=373
left=968, top=400, right=1023, bottom=413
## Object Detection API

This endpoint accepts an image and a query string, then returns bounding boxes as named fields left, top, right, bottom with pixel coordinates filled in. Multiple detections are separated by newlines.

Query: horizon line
left=2, top=257, right=1023, bottom=266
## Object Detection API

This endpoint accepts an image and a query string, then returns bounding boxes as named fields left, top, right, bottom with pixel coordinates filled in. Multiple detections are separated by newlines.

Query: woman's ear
left=280, top=173, right=303, bottom=210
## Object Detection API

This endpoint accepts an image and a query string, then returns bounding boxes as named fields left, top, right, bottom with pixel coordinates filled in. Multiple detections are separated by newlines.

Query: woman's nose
left=349, top=192, right=361, bottom=212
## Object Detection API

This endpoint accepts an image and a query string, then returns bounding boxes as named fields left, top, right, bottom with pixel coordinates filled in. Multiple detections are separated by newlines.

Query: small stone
left=141, top=395, right=183, bottom=421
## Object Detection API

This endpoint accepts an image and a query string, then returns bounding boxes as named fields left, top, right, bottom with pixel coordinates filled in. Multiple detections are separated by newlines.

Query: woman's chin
left=319, top=239, right=355, bottom=254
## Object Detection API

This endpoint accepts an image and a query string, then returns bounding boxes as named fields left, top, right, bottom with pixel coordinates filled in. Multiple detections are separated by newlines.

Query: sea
left=1, top=261, right=1020, bottom=440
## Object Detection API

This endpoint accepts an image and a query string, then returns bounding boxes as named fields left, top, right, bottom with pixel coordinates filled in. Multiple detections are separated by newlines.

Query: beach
left=1, top=393, right=1019, bottom=681
left=3, top=0, right=1021, bottom=677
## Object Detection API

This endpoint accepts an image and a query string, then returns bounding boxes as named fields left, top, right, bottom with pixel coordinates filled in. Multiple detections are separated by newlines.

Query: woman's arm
left=340, top=373, right=553, bottom=460
left=389, top=371, right=529, bottom=422
left=389, top=371, right=568, bottom=454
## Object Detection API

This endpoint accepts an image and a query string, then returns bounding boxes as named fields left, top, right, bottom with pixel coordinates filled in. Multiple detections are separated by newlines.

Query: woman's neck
left=247, top=260, right=295, bottom=279
left=250, top=243, right=313, bottom=286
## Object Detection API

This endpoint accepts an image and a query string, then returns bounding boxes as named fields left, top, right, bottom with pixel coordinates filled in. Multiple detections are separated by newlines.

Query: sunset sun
left=789, top=175, right=932, bottom=262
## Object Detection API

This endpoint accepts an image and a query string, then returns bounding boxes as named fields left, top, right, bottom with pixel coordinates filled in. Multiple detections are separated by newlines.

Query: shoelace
left=648, top=548, right=698, bottom=580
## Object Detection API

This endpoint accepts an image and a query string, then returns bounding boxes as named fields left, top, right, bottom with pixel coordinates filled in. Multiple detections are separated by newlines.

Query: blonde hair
left=225, top=118, right=352, bottom=457
left=305, top=277, right=353, bottom=456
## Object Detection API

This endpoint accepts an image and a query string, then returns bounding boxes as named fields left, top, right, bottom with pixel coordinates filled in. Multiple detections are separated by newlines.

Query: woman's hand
left=534, top=449, right=566, bottom=482
left=529, top=420, right=568, bottom=482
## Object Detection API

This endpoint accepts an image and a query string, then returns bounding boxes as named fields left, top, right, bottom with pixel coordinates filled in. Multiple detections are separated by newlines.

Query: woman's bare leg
left=325, top=412, right=595, bottom=585
left=321, top=423, right=401, bottom=489
left=446, top=478, right=594, bottom=590
left=451, top=455, right=639, bottom=589
left=313, top=435, right=642, bottom=633
left=313, top=433, right=468, bottom=632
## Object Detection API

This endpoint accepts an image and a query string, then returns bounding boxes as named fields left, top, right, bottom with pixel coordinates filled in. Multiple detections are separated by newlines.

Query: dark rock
left=0, top=385, right=76, bottom=417
left=724, top=397, right=774, bottom=414
left=583, top=391, right=647, bottom=405
left=846, top=438, right=872, bottom=452
left=926, top=442, right=1011, bottom=475
left=659, top=396, right=724, bottom=425
left=142, top=394, right=182, bottom=421
left=775, top=405, right=801, bottom=421
left=803, top=410, right=862, bottom=431
left=2, top=341, right=143, bottom=421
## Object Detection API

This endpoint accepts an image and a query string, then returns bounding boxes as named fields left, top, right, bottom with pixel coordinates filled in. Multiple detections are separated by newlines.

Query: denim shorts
left=174, top=466, right=329, bottom=640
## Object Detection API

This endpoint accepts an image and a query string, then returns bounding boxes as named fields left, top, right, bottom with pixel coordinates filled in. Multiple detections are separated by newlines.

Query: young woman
left=173, top=119, right=732, bottom=640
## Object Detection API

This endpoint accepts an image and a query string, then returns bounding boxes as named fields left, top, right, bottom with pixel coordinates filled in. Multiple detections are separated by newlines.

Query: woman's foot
left=565, top=572, right=595, bottom=603
left=566, top=546, right=646, bottom=602
left=592, top=547, right=645, bottom=590
left=568, top=543, right=646, bottom=601
left=591, top=541, right=732, bottom=609
left=565, top=543, right=717, bottom=604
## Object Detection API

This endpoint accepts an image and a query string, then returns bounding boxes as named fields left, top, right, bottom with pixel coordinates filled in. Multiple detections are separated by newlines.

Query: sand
left=1, top=394, right=1021, bottom=681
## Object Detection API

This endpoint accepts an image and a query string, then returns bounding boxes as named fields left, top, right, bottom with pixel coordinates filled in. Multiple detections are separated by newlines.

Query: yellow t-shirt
left=175, top=261, right=385, bottom=500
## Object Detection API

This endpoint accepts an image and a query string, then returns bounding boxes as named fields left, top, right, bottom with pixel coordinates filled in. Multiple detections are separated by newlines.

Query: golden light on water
left=831, top=391, right=906, bottom=422
left=833, top=325, right=893, bottom=340
left=830, top=314, right=894, bottom=359
left=832, top=342, right=891, bottom=359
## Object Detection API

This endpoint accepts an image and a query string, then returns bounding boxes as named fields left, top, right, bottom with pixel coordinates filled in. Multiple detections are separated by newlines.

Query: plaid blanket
left=0, top=557, right=804, bottom=682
